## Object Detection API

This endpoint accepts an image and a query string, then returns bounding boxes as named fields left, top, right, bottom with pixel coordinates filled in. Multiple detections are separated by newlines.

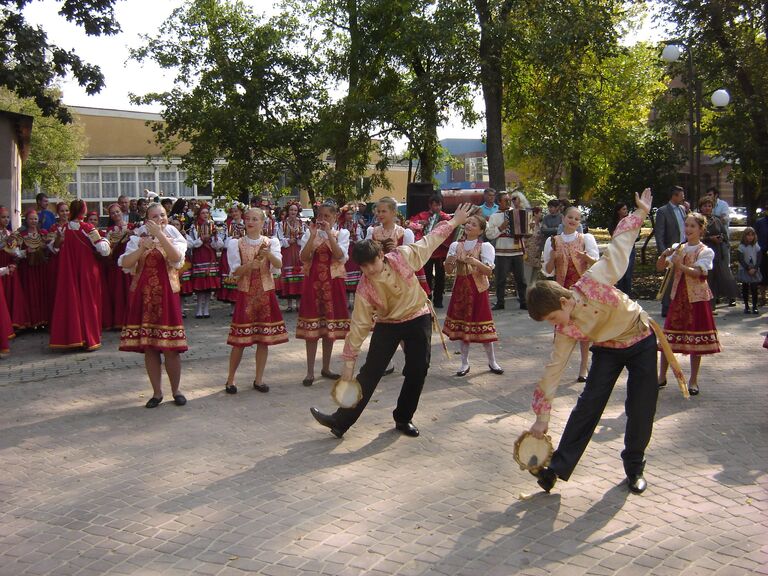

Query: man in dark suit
left=654, top=186, right=687, bottom=317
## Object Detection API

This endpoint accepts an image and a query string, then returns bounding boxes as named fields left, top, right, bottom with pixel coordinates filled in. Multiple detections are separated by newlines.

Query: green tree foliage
left=590, top=127, right=683, bottom=228
left=659, top=0, right=768, bottom=215
left=0, top=0, right=119, bottom=122
left=504, top=34, right=669, bottom=204
left=130, top=0, right=330, bottom=203
left=0, top=87, right=86, bottom=197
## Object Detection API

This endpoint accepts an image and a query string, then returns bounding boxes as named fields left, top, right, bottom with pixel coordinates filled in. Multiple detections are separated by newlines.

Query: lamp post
left=661, top=42, right=730, bottom=206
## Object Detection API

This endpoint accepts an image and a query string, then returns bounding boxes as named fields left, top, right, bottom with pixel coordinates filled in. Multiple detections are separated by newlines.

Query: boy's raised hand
left=635, top=188, right=652, bottom=213
left=451, top=203, right=474, bottom=226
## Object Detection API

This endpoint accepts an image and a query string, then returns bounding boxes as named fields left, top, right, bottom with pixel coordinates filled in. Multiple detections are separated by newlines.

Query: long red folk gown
left=296, top=229, right=350, bottom=340
left=16, top=229, right=49, bottom=328
left=119, top=228, right=188, bottom=353
left=187, top=221, right=221, bottom=292
left=0, top=267, right=14, bottom=354
left=226, top=236, right=288, bottom=347
left=0, top=229, right=29, bottom=330
left=45, top=222, right=67, bottom=324
left=49, top=221, right=110, bottom=351
left=103, top=224, right=134, bottom=330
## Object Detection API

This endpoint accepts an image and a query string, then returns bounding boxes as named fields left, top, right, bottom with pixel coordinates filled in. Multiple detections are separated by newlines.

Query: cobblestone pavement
left=1, top=297, right=766, bottom=576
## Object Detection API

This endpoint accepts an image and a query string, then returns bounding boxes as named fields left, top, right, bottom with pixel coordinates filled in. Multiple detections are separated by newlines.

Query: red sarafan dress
left=49, top=221, right=111, bottom=351
left=217, top=219, right=245, bottom=303
left=16, top=228, right=49, bottom=328
left=368, top=224, right=431, bottom=295
left=103, top=224, right=134, bottom=330
left=341, top=220, right=362, bottom=293
left=187, top=220, right=222, bottom=292
left=296, top=228, right=351, bottom=340
left=276, top=217, right=305, bottom=297
left=119, top=225, right=188, bottom=353
left=663, top=243, right=721, bottom=355
left=227, top=236, right=288, bottom=347
left=442, top=240, right=498, bottom=343
left=45, top=222, right=66, bottom=320
left=0, top=266, right=14, bottom=355
left=0, top=229, right=29, bottom=330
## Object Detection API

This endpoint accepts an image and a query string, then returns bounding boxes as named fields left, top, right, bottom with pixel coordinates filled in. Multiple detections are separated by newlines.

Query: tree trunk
left=476, top=0, right=514, bottom=192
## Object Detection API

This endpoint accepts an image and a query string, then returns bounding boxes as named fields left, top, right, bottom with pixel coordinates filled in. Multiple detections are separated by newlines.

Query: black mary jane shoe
left=488, top=364, right=504, bottom=375
left=383, top=366, right=395, bottom=376
left=225, top=384, right=238, bottom=394
left=395, top=421, right=420, bottom=437
left=535, top=467, right=557, bottom=493
left=302, top=376, right=314, bottom=387
left=173, top=394, right=187, bottom=406
left=658, top=380, right=667, bottom=389
left=577, top=376, right=587, bottom=383
left=195, top=314, right=203, bottom=319
left=687, top=386, right=699, bottom=396
left=253, top=381, right=269, bottom=393
left=145, top=396, right=163, bottom=409
left=320, top=369, right=341, bottom=380
left=456, top=366, right=470, bottom=377
left=203, top=314, right=210, bottom=319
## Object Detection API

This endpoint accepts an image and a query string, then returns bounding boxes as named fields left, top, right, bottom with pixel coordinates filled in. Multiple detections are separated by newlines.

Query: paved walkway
left=1, top=298, right=766, bottom=575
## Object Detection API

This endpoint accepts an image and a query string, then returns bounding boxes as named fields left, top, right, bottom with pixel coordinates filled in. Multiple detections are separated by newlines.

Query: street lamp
left=661, top=42, right=730, bottom=205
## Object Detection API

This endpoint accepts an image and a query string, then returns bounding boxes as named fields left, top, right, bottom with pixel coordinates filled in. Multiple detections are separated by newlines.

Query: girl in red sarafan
left=103, top=203, right=135, bottom=330
left=15, top=209, right=49, bottom=328
left=119, top=204, right=190, bottom=408
left=296, top=199, right=350, bottom=387
left=186, top=203, right=223, bottom=319
left=339, top=205, right=362, bottom=309
left=657, top=212, right=721, bottom=396
left=217, top=203, right=246, bottom=306
left=1, top=206, right=30, bottom=330
left=276, top=201, right=305, bottom=312
left=49, top=199, right=111, bottom=351
left=442, top=212, right=504, bottom=377
left=224, top=208, right=289, bottom=395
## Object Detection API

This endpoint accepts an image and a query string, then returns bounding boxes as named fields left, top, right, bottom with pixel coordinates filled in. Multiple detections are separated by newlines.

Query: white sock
left=484, top=342, right=502, bottom=371
left=202, top=292, right=210, bottom=316
left=196, top=294, right=204, bottom=316
left=459, top=342, right=470, bottom=372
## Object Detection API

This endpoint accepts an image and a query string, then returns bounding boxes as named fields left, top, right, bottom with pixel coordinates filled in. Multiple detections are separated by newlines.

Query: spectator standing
left=410, top=194, right=452, bottom=308
left=699, top=197, right=739, bottom=310
left=654, top=186, right=687, bottom=316
left=478, top=188, right=499, bottom=220
left=486, top=191, right=529, bottom=310
left=35, top=193, right=56, bottom=231
left=736, top=227, right=762, bottom=314
left=608, top=202, right=636, bottom=296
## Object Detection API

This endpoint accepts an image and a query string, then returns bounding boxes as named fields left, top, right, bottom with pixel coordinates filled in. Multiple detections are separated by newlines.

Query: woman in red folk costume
left=296, top=199, right=350, bottom=386
left=87, top=211, right=113, bottom=330
left=217, top=203, right=246, bottom=306
left=15, top=209, right=49, bottom=329
left=0, top=206, right=29, bottom=330
left=276, top=201, right=305, bottom=312
left=0, top=264, right=16, bottom=357
left=340, top=206, right=362, bottom=309
left=49, top=199, right=111, bottom=351
left=119, top=204, right=189, bottom=408
left=45, top=202, right=70, bottom=318
left=103, top=203, right=135, bottom=330
left=186, top=203, right=223, bottom=318
left=224, top=208, right=288, bottom=394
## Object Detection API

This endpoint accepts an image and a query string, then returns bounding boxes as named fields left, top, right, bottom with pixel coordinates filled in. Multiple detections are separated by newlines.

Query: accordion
left=508, top=209, right=533, bottom=239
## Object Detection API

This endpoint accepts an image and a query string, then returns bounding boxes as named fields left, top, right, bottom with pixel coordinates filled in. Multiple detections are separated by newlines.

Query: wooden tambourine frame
left=331, top=378, right=363, bottom=409
left=513, top=431, right=554, bottom=474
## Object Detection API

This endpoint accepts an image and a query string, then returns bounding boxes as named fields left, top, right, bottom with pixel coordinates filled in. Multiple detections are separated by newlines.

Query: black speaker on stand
left=406, top=182, right=434, bottom=219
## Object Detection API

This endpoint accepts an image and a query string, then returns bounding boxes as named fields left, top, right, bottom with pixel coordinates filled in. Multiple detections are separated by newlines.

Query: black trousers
left=332, top=314, right=432, bottom=431
left=549, top=332, right=658, bottom=481
left=494, top=255, right=527, bottom=306
left=424, top=258, right=446, bottom=305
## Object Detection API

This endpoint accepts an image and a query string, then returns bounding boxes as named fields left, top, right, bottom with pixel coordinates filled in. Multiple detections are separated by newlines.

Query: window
left=102, top=170, right=118, bottom=198
left=120, top=170, right=138, bottom=197
left=465, top=157, right=488, bottom=183
left=67, top=173, right=77, bottom=197
left=178, top=170, right=194, bottom=196
left=80, top=170, right=100, bottom=198
left=158, top=171, right=178, bottom=197
left=138, top=170, right=156, bottom=196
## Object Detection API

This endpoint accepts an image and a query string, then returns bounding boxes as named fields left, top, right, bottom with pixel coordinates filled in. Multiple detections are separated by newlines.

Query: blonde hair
left=244, top=207, right=265, bottom=220
left=741, top=226, right=757, bottom=246
left=376, top=197, right=398, bottom=212
left=686, top=211, right=707, bottom=230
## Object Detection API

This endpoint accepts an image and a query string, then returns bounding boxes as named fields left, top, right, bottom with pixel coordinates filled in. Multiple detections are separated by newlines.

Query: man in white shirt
left=486, top=191, right=528, bottom=310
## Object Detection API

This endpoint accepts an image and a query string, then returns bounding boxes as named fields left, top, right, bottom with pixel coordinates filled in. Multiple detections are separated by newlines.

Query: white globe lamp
left=711, top=89, right=730, bottom=108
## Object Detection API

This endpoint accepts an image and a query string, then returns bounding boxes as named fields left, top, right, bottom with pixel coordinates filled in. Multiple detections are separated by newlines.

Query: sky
left=24, top=0, right=663, bottom=140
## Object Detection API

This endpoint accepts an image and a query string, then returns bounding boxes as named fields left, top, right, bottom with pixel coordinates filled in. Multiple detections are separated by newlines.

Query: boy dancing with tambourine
left=524, top=188, right=687, bottom=495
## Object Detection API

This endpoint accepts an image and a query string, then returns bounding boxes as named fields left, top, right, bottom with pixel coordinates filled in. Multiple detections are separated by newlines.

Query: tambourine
left=331, top=378, right=363, bottom=409
left=513, top=431, right=554, bottom=474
